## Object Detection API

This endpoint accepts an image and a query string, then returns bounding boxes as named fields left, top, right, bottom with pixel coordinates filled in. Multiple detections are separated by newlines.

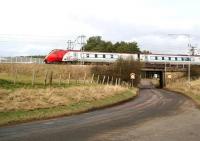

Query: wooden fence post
left=118, top=78, right=121, bottom=86
left=91, top=74, right=94, bottom=84
left=115, top=78, right=118, bottom=86
left=102, top=75, right=105, bottom=84
left=44, top=71, right=48, bottom=86
left=68, top=73, right=71, bottom=85
left=97, top=75, right=100, bottom=84
left=32, top=69, right=35, bottom=86
left=107, top=76, right=110, bottom=85
left=49, top=71, right=53, bottom=86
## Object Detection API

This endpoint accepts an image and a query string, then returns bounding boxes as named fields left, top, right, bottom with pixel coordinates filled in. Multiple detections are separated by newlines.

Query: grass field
left=0, top=85, right=137, bottom=126
left=0, top=64, right=93, bottom=83
left=0, top=64, right=98, bottom=90
left=166, top=78, right=200, bottom=105
left=0, top=64, right=137, bottom=126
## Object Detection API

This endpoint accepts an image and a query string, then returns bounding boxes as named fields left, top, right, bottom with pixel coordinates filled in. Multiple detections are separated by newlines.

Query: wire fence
left=0, top=56, right=44, bottom=64
left=0, top=70, right=131, bottom=88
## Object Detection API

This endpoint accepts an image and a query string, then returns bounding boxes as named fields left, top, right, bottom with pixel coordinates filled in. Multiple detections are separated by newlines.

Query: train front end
left=44, top=49, right=68, bottom=64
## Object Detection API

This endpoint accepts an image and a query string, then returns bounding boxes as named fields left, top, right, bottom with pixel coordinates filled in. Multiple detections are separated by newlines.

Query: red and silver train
left=44, top=49, right=200, bottom=65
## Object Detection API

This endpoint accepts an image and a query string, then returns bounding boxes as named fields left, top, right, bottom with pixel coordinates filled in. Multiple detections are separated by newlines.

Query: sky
left=0, top=0, right=200, bottom=56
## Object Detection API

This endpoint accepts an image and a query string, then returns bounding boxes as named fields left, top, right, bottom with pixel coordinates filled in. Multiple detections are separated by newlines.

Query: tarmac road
left=0, top=81, right=197, bottom=141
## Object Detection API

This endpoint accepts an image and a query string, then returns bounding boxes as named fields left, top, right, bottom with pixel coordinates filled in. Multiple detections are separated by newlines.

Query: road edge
left=164, top=88, right=200, bottom=109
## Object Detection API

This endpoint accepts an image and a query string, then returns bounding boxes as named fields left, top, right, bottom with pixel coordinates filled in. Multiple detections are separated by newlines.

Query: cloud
left=0, top=0, right=200, bottom=56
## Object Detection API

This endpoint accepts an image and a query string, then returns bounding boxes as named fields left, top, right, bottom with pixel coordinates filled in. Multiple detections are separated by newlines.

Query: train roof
left=49, top=49, right=200, bottom=57
left=66, top=50, right=139, bottom=55
left=145, top=53, right=200, bottom=57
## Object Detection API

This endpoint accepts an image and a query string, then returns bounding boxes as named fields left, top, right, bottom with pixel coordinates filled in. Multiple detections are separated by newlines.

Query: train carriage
left=44, top=49, right=200, bottom=65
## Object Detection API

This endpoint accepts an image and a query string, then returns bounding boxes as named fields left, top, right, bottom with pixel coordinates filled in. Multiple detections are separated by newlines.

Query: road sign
left=130, top=73, right=135, bottom=79
left=168, top=74, right=172, bottom=79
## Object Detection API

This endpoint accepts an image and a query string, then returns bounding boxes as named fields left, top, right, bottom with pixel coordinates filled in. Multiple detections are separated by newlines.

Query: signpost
left=154, top=74, right=158, bottom=79
left=130, top=73, right=135, bottom=87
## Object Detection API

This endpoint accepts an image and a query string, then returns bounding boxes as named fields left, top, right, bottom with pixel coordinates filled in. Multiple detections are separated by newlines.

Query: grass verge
left=166, top=78, right=200, bottom=107
left=0, top=87, right=137, bottom=126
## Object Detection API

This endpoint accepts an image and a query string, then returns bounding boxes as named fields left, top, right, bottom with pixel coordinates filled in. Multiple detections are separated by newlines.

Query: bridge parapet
left=144, top=62, right=188, bottom=72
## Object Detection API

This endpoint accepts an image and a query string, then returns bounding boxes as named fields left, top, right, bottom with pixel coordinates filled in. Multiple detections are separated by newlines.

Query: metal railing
left=0, top=56, right=44, bottom=64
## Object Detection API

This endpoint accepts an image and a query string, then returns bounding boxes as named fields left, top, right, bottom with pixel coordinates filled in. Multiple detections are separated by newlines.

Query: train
left=44, top=49, right=200, bottom=65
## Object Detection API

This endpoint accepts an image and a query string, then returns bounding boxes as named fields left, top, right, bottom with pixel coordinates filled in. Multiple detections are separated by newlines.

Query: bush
left=91, top=57, right=142, bottom=86
left=191, top=65, right=200, bottom=79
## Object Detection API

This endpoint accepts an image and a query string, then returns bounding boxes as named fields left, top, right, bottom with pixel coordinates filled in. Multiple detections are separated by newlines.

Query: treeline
left=83, top=36, right=140, bottom=53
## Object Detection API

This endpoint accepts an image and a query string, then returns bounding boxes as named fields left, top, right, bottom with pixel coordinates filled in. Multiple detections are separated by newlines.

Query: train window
left=103, top=54, right=105, bottom=58
left=95, top=54, right=98, bottom=58
left=86, top=54, right=89, bottom=58
left=73, top=52, right=77, bottom=57
left=111, top=55, right=113, bottom=58
left=181, top=57, right=184, bottom=61
left=175, top=57, right=177, bottom=61
left=155, top=56, right=158, bottom=60
left=168, top=57, right=171, bottom=61
left=186, top=58, right=191, bottom=61
left=162, top=57, right=164, bottom=60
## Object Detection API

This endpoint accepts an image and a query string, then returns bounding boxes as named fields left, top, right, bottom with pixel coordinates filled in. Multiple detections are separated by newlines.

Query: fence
left=0, top=56, right=44, bottom=64
left=0, top=63, right=135, bottom=88
left=0, top=69, right=132, bottom=88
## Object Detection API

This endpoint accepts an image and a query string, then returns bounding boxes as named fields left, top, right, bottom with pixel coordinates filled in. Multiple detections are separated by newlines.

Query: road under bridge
left=141, top=67, right=186, bottom=88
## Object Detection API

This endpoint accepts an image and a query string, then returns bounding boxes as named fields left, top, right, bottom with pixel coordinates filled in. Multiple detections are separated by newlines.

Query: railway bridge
left=141, top=63, right=187, bottom=88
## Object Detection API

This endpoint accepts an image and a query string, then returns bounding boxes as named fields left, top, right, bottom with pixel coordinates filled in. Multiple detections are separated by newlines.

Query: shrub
left=91, top=57, right=142, bottom=86
left=191, top=65, right=200, bottom=79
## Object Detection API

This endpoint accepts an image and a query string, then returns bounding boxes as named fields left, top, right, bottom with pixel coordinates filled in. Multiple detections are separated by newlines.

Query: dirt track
left=0, top=81, right=200, bottom=141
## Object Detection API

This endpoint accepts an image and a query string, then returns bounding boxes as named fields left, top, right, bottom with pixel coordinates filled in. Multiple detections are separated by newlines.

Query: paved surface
left=0, top=81, right=200, bottom=141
